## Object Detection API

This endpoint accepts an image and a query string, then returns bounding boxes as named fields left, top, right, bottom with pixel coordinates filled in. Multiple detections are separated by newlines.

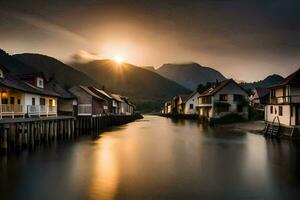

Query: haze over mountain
left=240, top=74, right=284, bottom=90
left=156, top=63, right=226, bottom=90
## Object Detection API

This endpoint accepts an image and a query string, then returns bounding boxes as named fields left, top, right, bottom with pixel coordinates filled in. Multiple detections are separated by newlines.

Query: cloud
left=0, top=9, right=89, bottom=45
left=71, top=50, right=102, bottom=63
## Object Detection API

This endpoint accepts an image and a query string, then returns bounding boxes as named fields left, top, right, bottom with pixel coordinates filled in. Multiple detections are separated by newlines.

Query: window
left=279, top=106, right=283, bottom=116
left=32, top=98, right=35, bottom=105
left=40, top=98, right=46, bottom=105
left=17, top=99, right=21, bottom=105
left=270, top=106, right=273, bottom=114
left=219, top=94, right=228, bottom=101
left=189, top=104, right=194, bottom=109
left=291, top=106, right=293, bottom=117
left=36, top=77, right=44, bottom=88
left=234, top=94, right=244, bottom=102
left=10, top=97, right=15, bottom=105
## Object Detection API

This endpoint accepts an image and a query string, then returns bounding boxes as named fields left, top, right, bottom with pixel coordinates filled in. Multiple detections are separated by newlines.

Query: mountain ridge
left=156, top=62, right=226, bottom=90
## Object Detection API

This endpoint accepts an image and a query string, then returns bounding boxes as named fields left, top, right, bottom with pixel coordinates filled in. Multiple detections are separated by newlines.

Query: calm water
left=1, top=115, right=300, bottom=200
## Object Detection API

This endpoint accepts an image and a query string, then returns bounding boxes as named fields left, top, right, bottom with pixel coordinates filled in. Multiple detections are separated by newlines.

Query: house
left=265, top=68, right=300, bottom=128
left=250, top=87, right=269, bottom=109
left=69, top=85, right=106, bottom=116
left=0, top=66, right=60, bottom=118
left=197, top=79, right=249, bottom=120
left=120, top=96, right=135, bottom=115
left=47, top=80, right=77, bottom=116
left=110, top=94, right=124, bottom=115
left=163, top=101, right=172, bottom=114
left=172, top=95, right=188, bottom=114
left=183, top=91, right=201, bottom=115
left=88, top=86, right=113, bottom=114
left=110, top=94, right=134, bottom=115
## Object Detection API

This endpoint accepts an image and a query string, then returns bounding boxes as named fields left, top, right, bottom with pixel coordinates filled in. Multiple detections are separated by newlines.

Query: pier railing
left=27, top=105, right=57, bottom=117
left=0, top=104, right=25, bottom=118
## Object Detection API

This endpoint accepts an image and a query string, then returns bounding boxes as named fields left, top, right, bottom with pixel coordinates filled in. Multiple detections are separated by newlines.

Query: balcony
left=270, top=95, right=300, bottom=104
left=0, top=104, right=25, bottom=118
left=27, top=105, right=57, bottom=117
left=78, top=104, right=92, bottom=116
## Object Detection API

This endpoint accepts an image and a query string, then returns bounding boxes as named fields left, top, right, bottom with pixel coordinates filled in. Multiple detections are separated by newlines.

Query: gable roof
left=0, top=73, right=60, bottom=97
left=79, top=85, right=105, bottom=101
left=184, top=91, right=200, bottom=103
left=254, top=87, right=269, bottom=98
left=46, top=80, right=76, bottom=99
left=200, top=79, right=248, bottom=97
left=271, top=68, right=300, bottom=87
left=89, top=86, right=112, bottom=99
left=111, top=93, right=125, bottom=102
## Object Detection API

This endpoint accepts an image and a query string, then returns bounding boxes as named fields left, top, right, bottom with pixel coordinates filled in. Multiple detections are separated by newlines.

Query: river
left=1, top=115, right=300, bottom=200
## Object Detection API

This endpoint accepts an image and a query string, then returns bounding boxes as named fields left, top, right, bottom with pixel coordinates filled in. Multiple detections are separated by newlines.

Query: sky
left=0, top=0, right=300, bottom=81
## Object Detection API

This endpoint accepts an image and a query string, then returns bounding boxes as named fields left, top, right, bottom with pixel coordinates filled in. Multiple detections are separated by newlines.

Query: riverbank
left=218, top=120, right=266, bottom=134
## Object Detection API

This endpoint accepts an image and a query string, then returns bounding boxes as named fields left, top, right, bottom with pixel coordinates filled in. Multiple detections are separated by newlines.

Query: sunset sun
left=113, top=55, right=124, bottom=64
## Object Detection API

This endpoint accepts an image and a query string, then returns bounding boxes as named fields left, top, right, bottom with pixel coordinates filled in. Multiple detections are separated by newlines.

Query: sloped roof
left=271, top=67, right=300, bottom=87
left=0, top=73, right=60, bottom=97
left=200, top=79, right=247, bottom=97
left=254, top=87, right=269, bottom=98
left=89, top=86, right=112, bottom=99
left=184, top=91, right=200, bottom=103
left=46, top=80, right=76, bottom=99
left=79, top=85, right=105, bottom=101
left=111, top=94, right=125, bottom=102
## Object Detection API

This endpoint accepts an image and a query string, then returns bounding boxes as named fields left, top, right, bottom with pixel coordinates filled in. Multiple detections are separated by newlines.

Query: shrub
left=210, top=113, right=247, bottom=125
left=248, top=106, right=264, bottom=120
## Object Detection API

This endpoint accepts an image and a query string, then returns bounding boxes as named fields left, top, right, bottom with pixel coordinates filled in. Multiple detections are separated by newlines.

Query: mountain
left=9, top=52, right=190, bottom=112
left=143, top=66, right=156, bottom=72
left=70, top=59, right=191, bottom=101
left=13, top=53, right=100, bottom=89
left=240, top=74, right=284, bottom=90
left=156, top=62, right=226, bottom=90
left=0, top=49, right=37, bottom=75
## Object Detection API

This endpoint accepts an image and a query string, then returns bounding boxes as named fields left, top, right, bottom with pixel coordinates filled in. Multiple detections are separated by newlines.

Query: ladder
left=264, top=116, right=281, bottom=138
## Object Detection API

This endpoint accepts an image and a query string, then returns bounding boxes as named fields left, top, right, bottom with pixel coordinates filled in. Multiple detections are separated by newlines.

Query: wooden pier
left=0, top=114, right=142, bottom=154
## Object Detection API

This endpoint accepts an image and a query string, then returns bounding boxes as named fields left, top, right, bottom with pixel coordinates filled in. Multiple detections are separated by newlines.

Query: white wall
left=265, top=105, right=291, bottom=126
left=184, top=92, right=200, bottom=114
left=213, top=82, right=248, bottom=118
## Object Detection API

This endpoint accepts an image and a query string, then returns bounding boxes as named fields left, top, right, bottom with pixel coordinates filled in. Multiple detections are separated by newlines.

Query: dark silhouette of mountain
left=240, top=74, right=284, bottom=90
left=13, top=53, right=100, bottom=89
left=70, top=60, right=191, bottom=100
left=0, top=49, right=37, bottom=75
left=156, top=62, right=226, bottom=90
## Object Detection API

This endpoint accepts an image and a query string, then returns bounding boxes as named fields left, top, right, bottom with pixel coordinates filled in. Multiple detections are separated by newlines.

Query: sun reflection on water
left=88, top=135, right=120, bottom=200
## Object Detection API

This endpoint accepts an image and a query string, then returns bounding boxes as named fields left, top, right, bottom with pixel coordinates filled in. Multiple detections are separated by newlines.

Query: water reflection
left=88, top=134, right=119, bottom=200
left=1, top=115, right=300, bottom=200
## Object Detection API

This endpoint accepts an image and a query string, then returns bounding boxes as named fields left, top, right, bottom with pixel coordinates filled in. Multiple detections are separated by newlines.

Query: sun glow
left=113, top=55, right=124, bottom=64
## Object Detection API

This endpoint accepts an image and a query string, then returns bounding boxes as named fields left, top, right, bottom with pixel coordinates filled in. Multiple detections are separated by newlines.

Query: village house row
left=0, top=64, right=135, bottom=119
left=162, top=68, right=300, bottom=130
